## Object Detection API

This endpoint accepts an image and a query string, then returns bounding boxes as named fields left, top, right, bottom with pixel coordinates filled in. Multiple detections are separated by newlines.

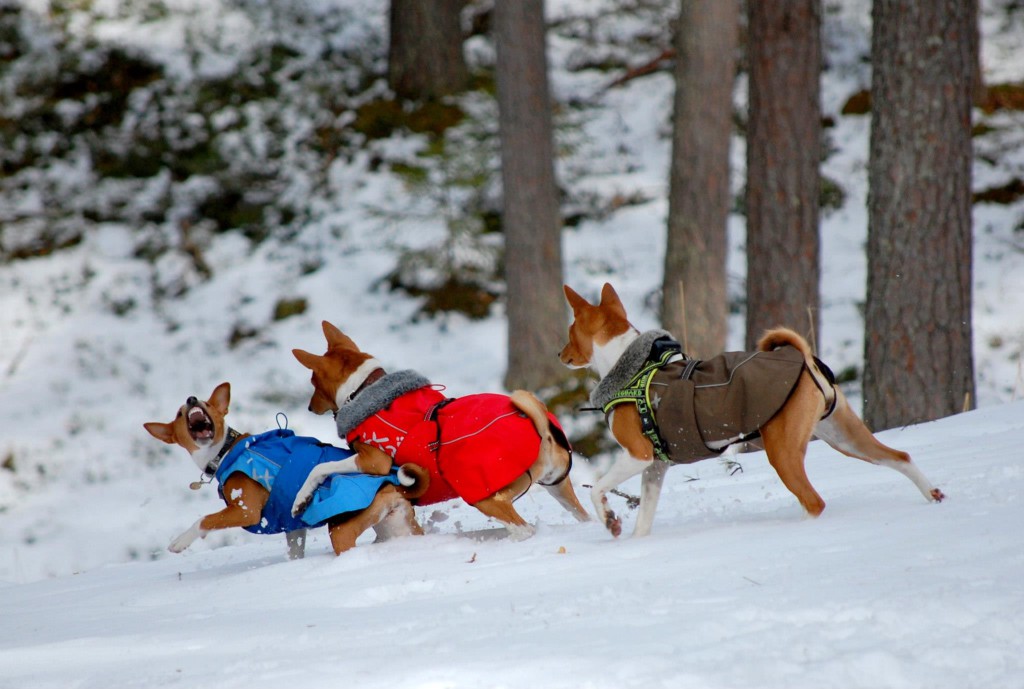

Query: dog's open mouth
left=186, top=406, right=215, bottom=442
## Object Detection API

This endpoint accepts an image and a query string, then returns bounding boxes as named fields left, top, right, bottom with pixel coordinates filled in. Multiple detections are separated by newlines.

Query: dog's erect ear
left=322, top=321, right=359, bottom=351
left=144, top=421, right=176, bottom=444
left=599, top=283, right=627, bottom=317
left=208, top=382, right=231, bottom=416
left=563, top=285, right=591, bottom=313
left=293, top=348, right=321, bottom=371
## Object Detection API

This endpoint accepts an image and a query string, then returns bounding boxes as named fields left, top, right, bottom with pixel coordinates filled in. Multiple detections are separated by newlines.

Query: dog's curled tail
left=396, top=463, right=430, bottom=501
left=757, top=327, right=813, bottom=357
left=510, top=389, right=569, bottom=445
left=510, top=389, right=550, bottom=430
left=757, top=327, right=836, bottom=404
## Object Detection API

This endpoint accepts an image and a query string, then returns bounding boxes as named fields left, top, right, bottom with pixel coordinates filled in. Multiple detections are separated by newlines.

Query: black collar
left=204, top=428, right=243, bottom=476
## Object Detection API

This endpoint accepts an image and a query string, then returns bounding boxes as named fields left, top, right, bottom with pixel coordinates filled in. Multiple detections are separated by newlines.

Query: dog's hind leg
left=760, top=374, right=827, bottom=517
left=543, top=478, right=591, bottom=523
left=813, top=391, right=945, bottom=503
left=327, top=488, right=422, bottom=555
left=372, top=490, right=424, bottom=542
left=520, top=427, right=591, bottom=524
left=285, top=529, right=307, bottom=559
left=633, top=459, right=669, bottom=537
left=474, top=473, right=536, bottom=540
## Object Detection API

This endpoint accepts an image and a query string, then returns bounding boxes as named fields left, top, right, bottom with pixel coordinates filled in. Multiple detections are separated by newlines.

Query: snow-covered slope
left=2, top=402, right=1022, bottom=689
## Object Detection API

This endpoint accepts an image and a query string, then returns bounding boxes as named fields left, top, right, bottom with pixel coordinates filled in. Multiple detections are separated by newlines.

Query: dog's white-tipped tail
left=397, top=465, right=416, bottom=486
left=396, top=463, right=430, bottom=501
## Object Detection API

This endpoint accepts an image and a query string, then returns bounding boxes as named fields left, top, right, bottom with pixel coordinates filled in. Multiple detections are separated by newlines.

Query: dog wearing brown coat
left=560, top=283, right=945, bottom=538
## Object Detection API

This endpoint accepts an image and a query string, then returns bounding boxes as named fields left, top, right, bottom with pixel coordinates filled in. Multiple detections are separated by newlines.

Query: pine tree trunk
left=661, top=0, right=738, bottom=358
left=744, top=0, right=822, bottom=351
left=864, top=0, right=976, bottom=430
left=388, top=0, right=468, bottom=101
left=494, top=0, right=567, bottom=391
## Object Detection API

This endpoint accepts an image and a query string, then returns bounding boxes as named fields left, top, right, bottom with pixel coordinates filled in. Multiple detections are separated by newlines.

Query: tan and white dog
left=291, top=321, right=591, bottom=539
left=560, top=283, right=945, bottom=538
left=144, top=382, right=428, bottom=558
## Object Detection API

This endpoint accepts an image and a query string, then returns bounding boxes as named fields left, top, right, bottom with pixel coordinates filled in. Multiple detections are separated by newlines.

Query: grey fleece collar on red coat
left=334, top=370, right=432, bottom=437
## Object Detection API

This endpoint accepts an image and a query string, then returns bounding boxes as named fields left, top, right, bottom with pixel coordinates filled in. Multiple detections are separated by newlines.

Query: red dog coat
left=344, top=384, right=561, bottom=506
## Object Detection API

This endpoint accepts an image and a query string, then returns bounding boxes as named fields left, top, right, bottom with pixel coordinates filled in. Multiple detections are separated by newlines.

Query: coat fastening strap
left=601, top=338, right=685, bottom=464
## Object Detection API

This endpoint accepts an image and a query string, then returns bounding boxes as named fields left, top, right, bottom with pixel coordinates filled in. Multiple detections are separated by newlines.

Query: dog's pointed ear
left=144, top=421, right=176, bottom=444
left=599, top=283, right=627, bottom=316
left=208, top=382, right=231, bottom=416
left=563, top=285, right=590, bottom=313
left=293, top=348, right=321, bottom=370
left=322, top=321, right=359, bottom=350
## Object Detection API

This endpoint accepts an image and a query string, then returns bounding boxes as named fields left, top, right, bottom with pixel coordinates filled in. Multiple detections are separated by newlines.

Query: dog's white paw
left=506, top=523, right=537, bottom=541
left=168, top=522, right=204, bottom=553
left=292, top=473, right=326, bottom=516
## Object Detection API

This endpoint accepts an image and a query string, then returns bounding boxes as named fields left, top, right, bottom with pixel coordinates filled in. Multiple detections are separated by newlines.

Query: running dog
left=144, top=381, right=428, bottom=558
left=291, top=321, right=591, bottom=539
left=560, top=283, right=945, bottom=538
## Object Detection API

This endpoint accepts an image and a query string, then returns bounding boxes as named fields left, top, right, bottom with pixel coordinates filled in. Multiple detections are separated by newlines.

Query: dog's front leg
left=591, top=454, right=651, bottom=537
left=634, top=460, right=669, bottom=537
left=169, top=475, right=266, bottom=553
left=291, top=460, right=358, bottom=516
left=168, top=519, right=206, bottom=553
left=594, top=407, right=657, bottom=537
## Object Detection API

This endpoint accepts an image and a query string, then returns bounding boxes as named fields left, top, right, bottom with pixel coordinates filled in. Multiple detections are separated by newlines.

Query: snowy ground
left=2, top=402, right=1023, bottom=689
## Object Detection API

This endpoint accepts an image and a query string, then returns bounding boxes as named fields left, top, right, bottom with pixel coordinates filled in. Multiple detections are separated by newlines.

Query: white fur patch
left=334, top=358, right=382, bottom=407
left=592, top=330, right=639, bottom=378
left=189, top=434, right=227, bottom=472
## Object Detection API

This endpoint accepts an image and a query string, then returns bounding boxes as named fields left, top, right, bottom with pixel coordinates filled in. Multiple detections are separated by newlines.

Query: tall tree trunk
left=864, top=0, right=976, bottom=430
left=661, top=0, right=738, bottom=358
left=494, top=0, right=567, bottom=391
left=388, top=0, right=468, bottom=101
left=744, top=0, right=822, bottom=351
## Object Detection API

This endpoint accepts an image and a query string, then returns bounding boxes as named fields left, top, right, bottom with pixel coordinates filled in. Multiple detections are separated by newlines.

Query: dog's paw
left=506, top=522, right=537, bottom=541
left=291, top=493, right=314, bottom=517
left=292, top=478, right=323, bottom=516
left=168, top=522, right=203, bottom=553
left=606, top=512, right=622, bottom=538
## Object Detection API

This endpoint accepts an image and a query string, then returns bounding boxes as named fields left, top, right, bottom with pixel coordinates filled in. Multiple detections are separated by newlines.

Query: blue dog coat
left=214, top=429, right=400, bottom=534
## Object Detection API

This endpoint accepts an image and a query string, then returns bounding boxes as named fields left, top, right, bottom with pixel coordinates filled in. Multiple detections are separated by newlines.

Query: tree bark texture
left=744, top=0, right=822, bottom=351
left=661, top=0, right=738, bottom=359
left=864, top=0, right=976, bottom=430
left=494, top=0, right=567, bottom=390
left=388, top=0, right=468, bottom=101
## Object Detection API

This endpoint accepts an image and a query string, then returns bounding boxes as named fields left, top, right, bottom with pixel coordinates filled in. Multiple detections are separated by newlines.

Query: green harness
left=600, top=343, right=685, bottom=464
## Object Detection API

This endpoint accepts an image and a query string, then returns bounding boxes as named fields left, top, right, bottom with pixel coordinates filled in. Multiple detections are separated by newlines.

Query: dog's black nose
left=186, top=396, right=198, bottom=406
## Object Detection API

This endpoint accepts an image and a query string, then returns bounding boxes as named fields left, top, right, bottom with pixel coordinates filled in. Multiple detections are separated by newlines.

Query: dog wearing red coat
left=291, top=321, right=590, bottom=539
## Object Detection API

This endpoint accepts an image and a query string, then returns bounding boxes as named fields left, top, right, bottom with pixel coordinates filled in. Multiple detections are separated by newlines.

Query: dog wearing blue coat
left=144, top=382, right=428, bottom=558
